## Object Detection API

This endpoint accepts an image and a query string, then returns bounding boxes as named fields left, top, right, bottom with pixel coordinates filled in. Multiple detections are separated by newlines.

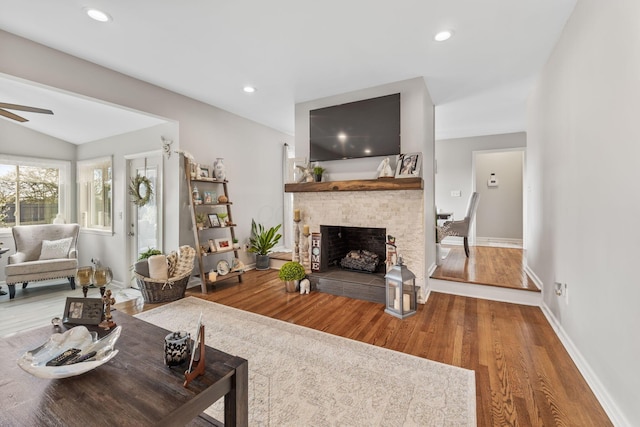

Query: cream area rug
left=135, top=297, right=476, bottom=426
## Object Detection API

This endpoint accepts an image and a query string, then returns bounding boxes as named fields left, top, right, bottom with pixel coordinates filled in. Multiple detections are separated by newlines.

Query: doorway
left=472, top=148, right=524, bottom=248
left=126, top=152, right=163, bottom=280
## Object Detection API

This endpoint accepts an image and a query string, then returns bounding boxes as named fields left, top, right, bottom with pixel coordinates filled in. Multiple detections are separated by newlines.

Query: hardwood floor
left=431, top=245, right=540, bottom=292
left=117, top=269, right=612, bottom=426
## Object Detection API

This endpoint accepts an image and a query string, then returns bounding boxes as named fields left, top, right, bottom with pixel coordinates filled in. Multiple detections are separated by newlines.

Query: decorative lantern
left=384, top=257, right=417, bottom=319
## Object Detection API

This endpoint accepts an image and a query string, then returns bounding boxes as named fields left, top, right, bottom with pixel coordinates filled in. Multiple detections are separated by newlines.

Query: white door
left=127, top=154, right=163, bottom=282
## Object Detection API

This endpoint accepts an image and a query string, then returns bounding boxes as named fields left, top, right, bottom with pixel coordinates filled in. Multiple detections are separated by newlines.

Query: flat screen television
left=309, top=93, right=400, bottom=162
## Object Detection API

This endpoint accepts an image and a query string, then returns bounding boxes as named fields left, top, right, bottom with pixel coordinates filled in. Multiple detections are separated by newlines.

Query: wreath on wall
left=129, top=174, right=153, bottom=207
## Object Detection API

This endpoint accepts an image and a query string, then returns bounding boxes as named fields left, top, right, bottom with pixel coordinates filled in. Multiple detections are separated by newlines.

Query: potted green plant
left=312, top=166, right=325, bottom=182
left=133, top=247, right=163, bottom=278
left=278, top=261, right=306, bottom=293
left=248, top=219, right=282, bottom=270
left=138, top=248, right=162, bottom=260
left=232, top=238, right=240, bottom=250
left=195, top=213, right=208, bottom=229
left=217, top=212, right=228, bottom=227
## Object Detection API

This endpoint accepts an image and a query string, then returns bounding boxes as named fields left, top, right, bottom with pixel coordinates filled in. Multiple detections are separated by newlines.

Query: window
left=0, top=156, right=70, bottom=227
left=77, top=156, right=112, bottom=232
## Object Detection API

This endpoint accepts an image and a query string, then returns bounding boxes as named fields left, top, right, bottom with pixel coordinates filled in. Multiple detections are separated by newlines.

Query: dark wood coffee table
left=0, top=310, right=248, bottom=426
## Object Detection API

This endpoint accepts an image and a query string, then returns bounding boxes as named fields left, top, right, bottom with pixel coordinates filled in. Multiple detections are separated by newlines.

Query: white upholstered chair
left=442, top=192, right=480, bottom=257
left=4, top=224, right=79, bottom=299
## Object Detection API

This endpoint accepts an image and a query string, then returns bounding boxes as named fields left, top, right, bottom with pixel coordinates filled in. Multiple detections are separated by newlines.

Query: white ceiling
left=0, top=75, right=167, bottom=144
left=0, top=0, right=577, bottom=142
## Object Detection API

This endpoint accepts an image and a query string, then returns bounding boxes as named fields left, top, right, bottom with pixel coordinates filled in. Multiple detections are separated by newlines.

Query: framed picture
left=63, top=297, right=103, bottom=325
left=198, top=165, right=209, bottom=178
left=203, top=191, right=214, bottom=204
left=214, top=238, right=231, bottom=251
left=208, top=213, right=221, bottom=227
left=395, top=153, right=422, bottom=178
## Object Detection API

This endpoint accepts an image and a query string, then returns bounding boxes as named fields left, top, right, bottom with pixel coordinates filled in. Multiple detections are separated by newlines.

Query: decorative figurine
left=299, top=278, right=311, bottom=295
left=295, top=163, right=314, bottom=183
left=214, top=158, right=227, bottom=181
left=99, top=289, right=116, bottom=330
left=377, top=157, right=394, bottom=178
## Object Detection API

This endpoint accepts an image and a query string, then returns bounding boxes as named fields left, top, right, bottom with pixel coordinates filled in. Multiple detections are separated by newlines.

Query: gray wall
left=527, top=0, right=639, bottom=424
left=0, top=119, right=76, bottom=161
left=474, top=150, right=523, bottom=240
left=76, top=123, right=178, bottom=284
left=295, top=77, right=434, bottom=181
left=0, top=30, right=293, bottom=285
left=294, top=77, right=436, bottom=273
left=435, top=132, right=526, bottom=240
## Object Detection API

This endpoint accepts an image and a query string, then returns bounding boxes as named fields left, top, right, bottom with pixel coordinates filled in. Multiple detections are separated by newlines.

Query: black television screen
left=309, top=93, right=400, bottom=162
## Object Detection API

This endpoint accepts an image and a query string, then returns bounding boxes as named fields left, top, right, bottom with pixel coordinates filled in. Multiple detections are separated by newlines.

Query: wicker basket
left=134, top=272, right=190, bottom=304
left=134, top=245, right=195, bottom=304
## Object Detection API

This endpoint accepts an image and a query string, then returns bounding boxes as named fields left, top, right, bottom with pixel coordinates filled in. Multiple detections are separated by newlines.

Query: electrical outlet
left=450, top=190, right=461, bottom=197
left=554, top=282, right=563, bottom=296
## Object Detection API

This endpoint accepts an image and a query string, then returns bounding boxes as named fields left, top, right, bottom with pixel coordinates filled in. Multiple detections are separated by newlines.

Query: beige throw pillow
left=166, top=251, right=178, bottom=278
left=148, top=254, right=169, bottom=280
left=39, top=237, right=73, bottom=260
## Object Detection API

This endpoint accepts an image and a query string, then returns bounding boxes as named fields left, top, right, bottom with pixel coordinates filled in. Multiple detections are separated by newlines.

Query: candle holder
left=75, top=266, right=93, bottom=298
left=302, top=230, right=310, bottom=270
left=93, top=266, right=112, bottom=297
left=293, top=219, right=301, bottom=262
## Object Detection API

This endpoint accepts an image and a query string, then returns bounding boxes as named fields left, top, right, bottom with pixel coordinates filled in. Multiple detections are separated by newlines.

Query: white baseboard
left=440, top=236, right=463, bottom=245
left=109, top=280, right=125, bottom=289
left=475, top=237, right=523, bottom=248
left=523, top=265, right=542, bottom=291
left=440, top=237, right=523, bottom=249
left=427, top=277, right=542, bottom=306
left=428, top=261, right=437, bottom=277
left=540, top=303, right=631, bottom=427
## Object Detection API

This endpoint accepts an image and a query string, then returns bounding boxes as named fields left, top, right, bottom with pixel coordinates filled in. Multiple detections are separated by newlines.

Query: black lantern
left=384, top=257, right=417, bottom=319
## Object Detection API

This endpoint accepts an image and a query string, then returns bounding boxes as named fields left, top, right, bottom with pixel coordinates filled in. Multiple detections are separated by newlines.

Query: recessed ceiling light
left=243, top=86, right=256, bottom=93
left=85, top=8, right=112, bottom=22
left=434, top=30, right=453, bottom=42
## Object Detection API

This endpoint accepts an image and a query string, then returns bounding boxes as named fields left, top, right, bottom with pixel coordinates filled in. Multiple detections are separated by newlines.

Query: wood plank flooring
left=431, top=245, right=540, bottom=292
left=117, top=270, right=612, bottom=427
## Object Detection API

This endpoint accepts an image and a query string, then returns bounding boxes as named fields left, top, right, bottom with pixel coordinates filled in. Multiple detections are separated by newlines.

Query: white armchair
left=442, top=192, right=480, bottom=257
left=4, top=224, right=79, bottom=299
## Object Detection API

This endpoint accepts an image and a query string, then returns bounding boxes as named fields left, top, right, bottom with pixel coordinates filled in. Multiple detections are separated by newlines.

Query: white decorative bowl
left=17, top=325, right=121, bottom=379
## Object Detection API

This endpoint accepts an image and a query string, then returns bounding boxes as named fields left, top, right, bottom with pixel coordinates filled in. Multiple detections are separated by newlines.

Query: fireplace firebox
left=318, top=225, right=386, bottom=274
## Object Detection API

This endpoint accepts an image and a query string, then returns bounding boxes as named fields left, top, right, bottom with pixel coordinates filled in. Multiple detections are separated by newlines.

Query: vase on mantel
left=214, top=158, right=226, bottom=181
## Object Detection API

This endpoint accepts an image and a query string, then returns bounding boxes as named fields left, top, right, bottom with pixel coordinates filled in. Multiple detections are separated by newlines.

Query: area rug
left=135, top=297, right=476, bottom=426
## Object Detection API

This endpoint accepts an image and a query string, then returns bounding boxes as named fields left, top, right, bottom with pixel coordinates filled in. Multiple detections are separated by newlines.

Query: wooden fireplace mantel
left=284, top=178, right=423, bottom=193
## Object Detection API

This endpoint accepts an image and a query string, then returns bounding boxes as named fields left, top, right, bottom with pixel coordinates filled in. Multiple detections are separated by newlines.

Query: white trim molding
left=475, top=237, right=523, bottom=248
left=540, top=303, right=631, bottom=427
left=427, top=277, right=542, bottom=306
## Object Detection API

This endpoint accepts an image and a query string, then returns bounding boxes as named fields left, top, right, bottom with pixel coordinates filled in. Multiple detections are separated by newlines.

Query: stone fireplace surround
left=286, top=178, right=426, bottom=302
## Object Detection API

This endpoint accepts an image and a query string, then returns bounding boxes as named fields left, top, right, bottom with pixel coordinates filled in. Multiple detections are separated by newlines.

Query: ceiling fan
left=0, top=102, right=54, bottom=123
